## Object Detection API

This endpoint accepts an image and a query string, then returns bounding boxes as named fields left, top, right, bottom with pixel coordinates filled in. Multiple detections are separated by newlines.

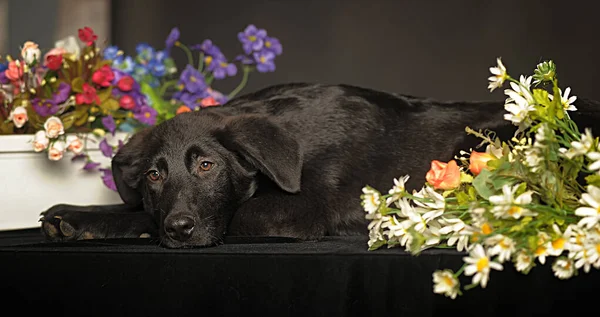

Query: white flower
left=412, top=186, right=445, bottom=222
left=32, top=130, right=49, bottom=152
left=547, top=224, right=573, bottom=256
left=548, top=87, right=577, bottom=112
left=463, top=244, right=503, bottom=288
left=423, top=220, right=442, bottom=247
left=488, top=58, right=508, bottom=92
left=432, top=270, right=460, bottom=299
left=54, top=36, right=81, bottom=59
left=573, top=249, right=594, bottom=273
left=505, top=75, right=534, bottom=104
left=403, top=208, right=428, bottom=233
left=486, top=234, right=516, bottom=263
left=552, top=258, right=576, bottom=279
left=504, top=93, right=535, bottom=126
left=43, top=116, right=65, bottom=139
left=66, top=135, right=84, bottom=154
left=587, top=151, right=600, bottom=173
left=485, top=144, right=504, bottom=159
left=489, top=184, right=537, bottom=219
left=575, top=185, right=600, bottom=229
left=514, top=250, right=534, bottom=273
left=21, top=41, right=42, bottom=65
left=367, top=213, right=391, bottom=248
left=386, top=175, right=410, bottom=205
left=560, top=128, right=595, bottom=159
left=48, top=140, right=66, bottom=161
left=8, top=105, right=28, bottom=128
left=440, top=217, right=469, bottom=252
left=534, top=232, right=551, bottom=265
left=381, top=215, right=411, bottom=247
left=362, top=187, right=381, bottom=214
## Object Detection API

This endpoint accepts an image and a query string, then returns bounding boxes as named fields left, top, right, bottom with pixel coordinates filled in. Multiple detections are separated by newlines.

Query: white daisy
left=486, top=234, right=516, bottom=263
left=503, top=93, right=535, bottom=126
left=423, top=220, right=442, bottom=247
left=560, top=128, right=595, bottom=159
left=382, top=216, right=412, bottom=248
left=514, top=249, right=534, bottom=273
left=573, top=249, right=594, bottom=273
left=575, top=185, right=600, bottom=229
left=489, top=184, right=537, bottom=219
left=463, top=244, right=503, bottom=288
left=432, top=270, right=460, bottom=299
left=552, top=258, right=576, bottom=280
left=440, top=217, right=469, bottom=252
left=547, top=224, right=573, bottom=256
left=386, top=175, right=410, bottom=206
left=587, top=151, right=600, bottom=173
left=362, top=187, right=381, bottom=214
left=534, top=232, right=551, bottom=265
left=488, top=58, right=508, bottom=92
left=505, top=75, right=534, bottom=104
left=548, top=87, right=577, bottom=111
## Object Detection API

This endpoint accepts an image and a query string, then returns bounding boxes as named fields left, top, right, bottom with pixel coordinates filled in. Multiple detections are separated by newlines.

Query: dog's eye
left=146, top=170, right=162, bottom=182
left=199, top=161, right=214, bottom=172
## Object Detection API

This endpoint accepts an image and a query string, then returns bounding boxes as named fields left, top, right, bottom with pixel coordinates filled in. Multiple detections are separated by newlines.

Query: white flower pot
left=0, top=133, right=129, bottom=231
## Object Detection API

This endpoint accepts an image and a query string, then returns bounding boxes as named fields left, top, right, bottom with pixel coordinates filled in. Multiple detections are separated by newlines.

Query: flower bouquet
left=1, top=24, right=282, bottom=191
left=362, top=58, right=600, bottom=299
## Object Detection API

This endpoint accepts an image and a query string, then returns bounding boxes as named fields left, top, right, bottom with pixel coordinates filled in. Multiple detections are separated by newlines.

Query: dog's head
left=111, top=111, right=302, bottom=248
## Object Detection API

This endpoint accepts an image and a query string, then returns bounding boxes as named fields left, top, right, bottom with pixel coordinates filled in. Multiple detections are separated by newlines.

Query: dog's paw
left=39, top=205, right=92, bottom=241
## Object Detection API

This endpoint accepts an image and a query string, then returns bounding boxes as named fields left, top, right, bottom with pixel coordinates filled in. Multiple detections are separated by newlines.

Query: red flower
left=78, top=27, right=97, bottom=46
left=200, top=97, right=220, bottom=107
left=92, top=65, right=114, bottom=87
left=46, top=54, right=63, bottom=71
left=117, top=76, right=135, bottom=92
left=119, top=95, right=136, bottom=110
left=75, top=83, right=100, bottom=105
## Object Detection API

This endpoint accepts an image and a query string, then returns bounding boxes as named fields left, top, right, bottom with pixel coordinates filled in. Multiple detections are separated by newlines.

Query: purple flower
left=134, top=105, right=158, bottom=125
left=211, top=61, right=237, bottom=80
left=99, top=138, right=113, bottom=158
left=234, top=54, right=255, bottom=65
left=0, top=71, right=8, bottom=84
left=192, top=39, right=224, bottom=58
left=53, top=82, right=71, bottom=104
left=264, top=36, right=282, bottom=55
left=253, top=50, right=276, bottom=73
left=83, top=161, right=101, bottom=171
left=99, top=168, right=117, bottom=191
left=238, top=25, right=267, bottom=54
left=101, top=115, right=116, bottom=135
left=179, top=65, right=207, bottom=94
left=165, top=27, right=180, bottom=55
left=32, top=98, right=59, bottom=116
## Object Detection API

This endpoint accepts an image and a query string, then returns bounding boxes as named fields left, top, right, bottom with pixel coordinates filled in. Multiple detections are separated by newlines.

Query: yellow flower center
left=552, top=237, right=565, bottom=250
left=249, top=35, right=256, bottom=42
left=596, top=206, right=600, bottom=214
left=576, top=234, right=584, bottom=245
left=500, top=239, right=510, bottom=249
left=481, top=223, right=492, bottom=235
left=260, top=56, right=266, bottom=63
left=265, top=41, right=271, bottom=48
left=205, top=56, right=213, bottom=65
left=370, top=195, right=378, bottom=206
left=563, top=261, right=571, bottom=270
left=144, top=112, right=151, bottom=118
left=443, top=276, right=455, bottom=287
left=220, top=62, right=228, bottom=67
left=190, top=76, right=197, bottom=82
left=508, top=206, right=521, bottom=216
left=596, top=243, right=600, bottom=254
left=476, top=257, right=489, bottom=272
left=534, top=246, right=546, bottom=256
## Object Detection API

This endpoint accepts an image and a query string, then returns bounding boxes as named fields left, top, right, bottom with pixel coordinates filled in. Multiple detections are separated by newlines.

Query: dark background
left=111, top=0, right=600, bottom=102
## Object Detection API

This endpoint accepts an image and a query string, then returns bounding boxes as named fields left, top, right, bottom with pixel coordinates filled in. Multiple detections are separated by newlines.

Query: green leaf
left=368, top=239, right=387, bottom=251
left=514, top=182, right=528, bottom=197
left=472, top=169, right=496, bottom=200
left=71, top=77, right=84, bottom=93
left=456, top=191, right=471, bottom=205
left=140, top=82, right=168, bottom=115
left=442, top=189, right=455, bottom=198
left=585, top=174, right=600, bottom=187
left=460, top=172, right=474, bottom=184
left=96, top=87, right=113, bottom=103
left=99, top=98, right=120, bottom=112
left=468, top=186, right=478, bottom=201
left=533, top=89, right=551, bottom=107
left=61, top=114, right=76, bottom=131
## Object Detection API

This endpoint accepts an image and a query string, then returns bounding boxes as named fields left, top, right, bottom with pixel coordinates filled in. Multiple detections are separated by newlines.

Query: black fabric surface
left=0, top=229, right=597, bottom=317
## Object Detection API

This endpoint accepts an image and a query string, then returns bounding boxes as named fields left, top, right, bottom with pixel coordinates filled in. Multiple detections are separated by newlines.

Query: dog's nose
left=164, top=215, right=195, bottom=241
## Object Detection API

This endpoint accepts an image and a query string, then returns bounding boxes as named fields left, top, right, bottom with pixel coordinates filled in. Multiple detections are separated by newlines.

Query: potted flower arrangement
left=0, top=24, right=282, bottom=230
left=362, top=58, right=600, bottom=298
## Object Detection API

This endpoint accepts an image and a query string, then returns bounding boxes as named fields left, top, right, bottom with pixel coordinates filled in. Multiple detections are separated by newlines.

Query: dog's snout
left=164, top=215, right=195, bottom=241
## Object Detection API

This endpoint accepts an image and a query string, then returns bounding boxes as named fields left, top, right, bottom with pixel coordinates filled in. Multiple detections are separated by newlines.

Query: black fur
left=39, top=83, right=600, bottom=248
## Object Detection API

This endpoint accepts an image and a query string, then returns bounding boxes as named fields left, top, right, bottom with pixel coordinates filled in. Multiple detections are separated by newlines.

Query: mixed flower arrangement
left=0, top=25, right=282, bottom=191
left=363, top=58, right=600, bottom=299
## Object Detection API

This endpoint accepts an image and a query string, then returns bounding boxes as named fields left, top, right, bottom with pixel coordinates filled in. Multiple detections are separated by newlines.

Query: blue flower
left=0, top=62, right=8, bottom=72
left=113, top=56, right=135, bottom=74
left=136, top=43, right=155, bottom=63
left=103, top=46, right=123, bottom=62
left=165, top=27, right=180, bottom=55
left=253, top=50, right=276, bottom=73
left=148, top=59, right=166, bottom=77
left=211, top=61, right=237, bottom=80
left=179, top=65, right=207, bottom=94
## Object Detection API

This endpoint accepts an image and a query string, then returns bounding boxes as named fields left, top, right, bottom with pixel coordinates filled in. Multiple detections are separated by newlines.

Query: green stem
left=205, top=75, right=214, bottom=86
left=454, top=263, right=467, bottom=277
left=228, top=66, right=251, bottom=99
left=159, top=79, right=180, bottom=97
left=198, top=52, right=205, bottom=72
left=176, top=41, right=195, bottom=68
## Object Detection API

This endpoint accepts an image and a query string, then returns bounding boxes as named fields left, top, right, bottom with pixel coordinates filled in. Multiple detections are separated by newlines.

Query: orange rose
left=426, top=160, right=461, bottom=190
left=176, top=106, right=192, bottom=114
left=469, top=151, right=495, bottom=175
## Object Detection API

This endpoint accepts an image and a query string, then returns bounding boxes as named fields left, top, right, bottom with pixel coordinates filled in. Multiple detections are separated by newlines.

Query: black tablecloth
left=0, top=228, right=597, bottom=317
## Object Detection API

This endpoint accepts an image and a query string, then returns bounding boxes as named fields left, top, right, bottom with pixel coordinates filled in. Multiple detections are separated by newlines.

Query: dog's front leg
left=40, top=204, right=157, bottom=241
left=227, top=191, right=327, bottom=241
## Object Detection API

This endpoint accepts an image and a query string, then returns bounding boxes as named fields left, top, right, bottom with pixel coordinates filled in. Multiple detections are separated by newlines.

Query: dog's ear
left=111, top=127, right=153, bottom=206
left=218, top=115, right=303, bottom=193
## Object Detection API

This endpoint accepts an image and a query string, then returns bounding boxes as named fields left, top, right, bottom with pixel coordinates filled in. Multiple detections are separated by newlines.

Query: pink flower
left=4, top=60, right=24, bottom=81
left=8, top=106, right=28, bottom=128
left=48, top=141, right=66, bottom=161
left=44, top=116, right=65, bottom=138
left=66, top=135, right=84, bottom=154
left=33, top=130, right=49, bottom=152
left=44, top=47, right=67, bottom=70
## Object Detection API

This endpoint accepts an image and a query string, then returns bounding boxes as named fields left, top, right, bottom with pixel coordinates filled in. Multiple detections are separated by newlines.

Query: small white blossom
left=504, top=93, right=535, bottom=126
left=362, top=187, right=381, bottom=215
left=486, top=234, right=516, bottom=263
left=514, top=250, right=534, bottom=273
left=488, top=58, right=508, bottom=92
left=386, top=175, right=410, bottom=206
left=463, top=244, right=503, bottom=288
left=489, top=184, right=537, bottom=219
left=560, top=128, right=595, bottom=159
left=548, top=87, right=577, bottom=111
left=432, top=270, right=460, bottom=299
left=575, top=185, right=600, bottom=229
left=552, top=258, right=576, bottom=279
left=547, top=224, right=573, bottom=257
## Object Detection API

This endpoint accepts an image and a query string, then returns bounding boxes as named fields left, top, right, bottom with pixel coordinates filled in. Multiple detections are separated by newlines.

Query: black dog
left=39, top=83, right=600, bottom=248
